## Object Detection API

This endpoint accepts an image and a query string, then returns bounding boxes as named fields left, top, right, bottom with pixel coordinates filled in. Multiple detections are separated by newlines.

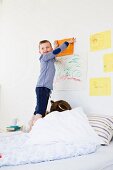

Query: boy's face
left=39, top=42, right=53, bottom=54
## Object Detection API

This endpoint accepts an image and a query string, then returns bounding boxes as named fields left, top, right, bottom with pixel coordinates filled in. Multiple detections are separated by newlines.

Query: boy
left=29, top=38, right=76, bottom=130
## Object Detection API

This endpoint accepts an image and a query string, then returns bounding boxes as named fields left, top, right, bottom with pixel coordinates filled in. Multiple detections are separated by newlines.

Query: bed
left=0, top=107, right=113, bottom=170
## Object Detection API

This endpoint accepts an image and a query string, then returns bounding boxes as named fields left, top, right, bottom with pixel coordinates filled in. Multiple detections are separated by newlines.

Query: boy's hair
left=39, top=40, right=52, bottom=48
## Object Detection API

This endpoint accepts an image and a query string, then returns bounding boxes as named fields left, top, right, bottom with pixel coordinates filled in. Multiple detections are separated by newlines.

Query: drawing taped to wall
left=55, top=38, right=74, bottom=57
left=90, top=30, right=111, bottom=51
left=103, top=53, right=113, bottom=72
left=54, top=54, right=87, bottom=90
left=90, top=77, right=111, bottom=96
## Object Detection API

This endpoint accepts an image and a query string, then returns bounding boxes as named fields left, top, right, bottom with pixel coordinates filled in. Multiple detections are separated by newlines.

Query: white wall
left=0, top=0, right=113, bottom=128
left=0, top=0, right=3, bottom=113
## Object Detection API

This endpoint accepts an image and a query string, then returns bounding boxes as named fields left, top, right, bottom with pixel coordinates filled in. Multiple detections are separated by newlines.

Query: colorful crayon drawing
left=55, top=38, right=74, bottom=57
left=54, top=54, right=85, bottom=90
left=90, top=30, right=111, bottom=51
left=90, top=77, right=111, bottom=96
left=103, top=53, right=113, bottom=72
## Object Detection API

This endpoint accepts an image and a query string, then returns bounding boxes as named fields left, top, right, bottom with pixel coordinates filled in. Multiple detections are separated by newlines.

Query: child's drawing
left=90, top=30, right=111, bottom=51
left=55, top=54, right=81, bottom=81
left=54, top=54, right=86, bottom=90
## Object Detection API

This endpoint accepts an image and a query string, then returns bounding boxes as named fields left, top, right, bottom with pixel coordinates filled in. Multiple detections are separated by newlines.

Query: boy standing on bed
left=28, top=38, right=76, bottom=131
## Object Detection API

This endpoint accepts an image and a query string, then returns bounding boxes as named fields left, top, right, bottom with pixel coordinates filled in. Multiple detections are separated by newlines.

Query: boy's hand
left=54, top=40, right=59, bottom=48
left=67, top=37, right=76, bottom=44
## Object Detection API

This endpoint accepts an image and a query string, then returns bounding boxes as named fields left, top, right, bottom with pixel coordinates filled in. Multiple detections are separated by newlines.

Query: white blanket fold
left=27, top=107, right=102, bottom=145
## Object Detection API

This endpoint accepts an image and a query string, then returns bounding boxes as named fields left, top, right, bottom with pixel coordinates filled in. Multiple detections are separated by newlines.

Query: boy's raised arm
left=53, top=37, right=76, bottom=55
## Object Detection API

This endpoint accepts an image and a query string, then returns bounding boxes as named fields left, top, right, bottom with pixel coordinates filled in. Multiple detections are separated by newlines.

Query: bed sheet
left=0, top=132, right=113, bottom=170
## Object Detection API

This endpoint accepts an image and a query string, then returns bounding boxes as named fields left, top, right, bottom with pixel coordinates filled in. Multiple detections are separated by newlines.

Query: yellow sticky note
left=90, top=77, right=111, bottom=96
left=55, top=38, right=74, bottom=57
left=104, top=53, right=113, bottom=72
left=90, top=30, right=111, bottom=51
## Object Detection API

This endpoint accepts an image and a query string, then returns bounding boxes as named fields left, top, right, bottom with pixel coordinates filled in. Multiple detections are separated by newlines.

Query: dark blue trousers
left=34, top=87, right=51, bottom=117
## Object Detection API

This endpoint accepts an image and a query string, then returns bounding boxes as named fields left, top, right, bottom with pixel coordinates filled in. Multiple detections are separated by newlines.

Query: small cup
left=11, top=118, right=18, bottom=126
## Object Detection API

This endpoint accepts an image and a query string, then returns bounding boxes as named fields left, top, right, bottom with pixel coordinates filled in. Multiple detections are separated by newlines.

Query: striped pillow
left=88, top=116, right=113, bottom=145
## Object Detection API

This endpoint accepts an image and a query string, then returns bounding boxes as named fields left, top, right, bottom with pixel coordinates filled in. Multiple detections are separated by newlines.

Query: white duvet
left=0, top=107, right=102, bottom=167
left=28, top=107, right=102, bottom=145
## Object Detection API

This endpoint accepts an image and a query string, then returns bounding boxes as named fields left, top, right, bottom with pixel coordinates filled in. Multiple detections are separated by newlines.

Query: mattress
left=1, top=139, right=113, bottom=170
